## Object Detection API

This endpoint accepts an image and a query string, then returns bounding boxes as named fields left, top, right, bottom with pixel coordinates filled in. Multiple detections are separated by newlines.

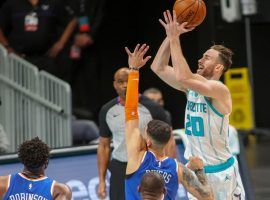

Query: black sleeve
left=87, top=0, right=106, bottom=39
left=54, top=0, right=75, bottom=26
left=140, top=96, right=172, bottom=126
left=98, top=100, right=115, bottom=138
left=0, top=0, right=12, bottom=32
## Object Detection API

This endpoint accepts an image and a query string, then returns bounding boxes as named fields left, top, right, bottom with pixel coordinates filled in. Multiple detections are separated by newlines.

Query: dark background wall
left=0, top=0, right=269, bottom=129
left=96, top=0, right=270, bottom=129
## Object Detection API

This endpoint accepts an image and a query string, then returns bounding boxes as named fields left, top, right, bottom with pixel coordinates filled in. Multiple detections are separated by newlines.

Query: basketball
left=173, top=0, right=206, bottom=28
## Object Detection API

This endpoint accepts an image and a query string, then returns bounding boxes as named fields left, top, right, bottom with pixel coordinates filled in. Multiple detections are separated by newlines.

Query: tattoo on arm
left=182, top=165, right=212, bottom=198
left=195, top=169, right=207, bottom=185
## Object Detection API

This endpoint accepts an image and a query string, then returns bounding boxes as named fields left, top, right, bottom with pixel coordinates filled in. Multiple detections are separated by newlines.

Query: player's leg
left=231, top=159, right=245, bottom=200
left=109, top=159, right=127, bottom=200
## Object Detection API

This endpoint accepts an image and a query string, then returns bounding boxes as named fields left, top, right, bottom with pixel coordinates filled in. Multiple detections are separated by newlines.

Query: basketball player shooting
left=151, top=10, right=245, bottom=199
left=124, top=43, right=213, bottom=200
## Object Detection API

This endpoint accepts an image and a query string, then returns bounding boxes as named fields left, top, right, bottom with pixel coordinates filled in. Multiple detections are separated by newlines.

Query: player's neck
left=149, top=148, right=167, bottom=160
left=22, top=168, right=45, bottom=179
left=207, top=73, right=221, bottom=81
left=119, top=97, right=125, bottom=106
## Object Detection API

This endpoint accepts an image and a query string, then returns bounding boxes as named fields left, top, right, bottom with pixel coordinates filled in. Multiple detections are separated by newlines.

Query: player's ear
left=146, top=138, right=152, bottom=147
left=44, top=159, right=49, bottom=169
left=138, top=185, right=141, bottom=192
left=215, top=64, right=224, bottom=73
left=163, top=187, right=167, bottom=195
left=161, top=188, right=166, bottom=200
left=113, top=80, right=117, bottom=89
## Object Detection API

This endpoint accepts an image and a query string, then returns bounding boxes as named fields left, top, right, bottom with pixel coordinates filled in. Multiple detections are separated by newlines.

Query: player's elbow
left=175, top=71, right=194, bottom=86
left=150, top=61, right=166, bottom=74
left=175, top=74, right=189, bottom=86
left=150, top=63, right=159, bottom=73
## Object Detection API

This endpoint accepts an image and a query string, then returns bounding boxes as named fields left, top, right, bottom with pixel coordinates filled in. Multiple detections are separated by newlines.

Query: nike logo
left=113, top=114, right=120, bottom=118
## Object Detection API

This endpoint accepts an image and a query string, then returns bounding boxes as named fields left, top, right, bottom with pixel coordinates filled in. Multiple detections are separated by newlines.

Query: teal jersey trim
left=219, top=117, right=224, bottom=135
left=204, top=157, right=235, bottom=173
left=204, top=97, right=224, bottom=118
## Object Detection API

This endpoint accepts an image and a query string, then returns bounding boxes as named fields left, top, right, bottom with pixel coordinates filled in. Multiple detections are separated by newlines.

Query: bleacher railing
left=0, top=45, right=72, bottom=152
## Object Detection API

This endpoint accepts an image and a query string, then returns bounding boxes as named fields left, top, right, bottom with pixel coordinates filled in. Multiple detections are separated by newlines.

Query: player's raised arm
left=124, top=44, right=151, bottom=174
left=150, top=36, right=183, bottom=91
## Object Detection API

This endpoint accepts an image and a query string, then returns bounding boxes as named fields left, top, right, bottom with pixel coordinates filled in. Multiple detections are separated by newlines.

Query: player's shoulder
left=211, top=80, right=229, bottom=89
left=52, top=181, right=72, bottom=199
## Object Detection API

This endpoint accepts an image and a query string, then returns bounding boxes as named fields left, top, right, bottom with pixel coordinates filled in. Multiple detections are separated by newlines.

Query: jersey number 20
left=185, top=114, right=204, bottom=137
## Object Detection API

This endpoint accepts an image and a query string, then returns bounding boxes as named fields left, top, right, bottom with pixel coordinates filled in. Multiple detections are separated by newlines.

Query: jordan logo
left=233, top=193, right=241, bottom=200
left=225, top=174, right=231, bottom=181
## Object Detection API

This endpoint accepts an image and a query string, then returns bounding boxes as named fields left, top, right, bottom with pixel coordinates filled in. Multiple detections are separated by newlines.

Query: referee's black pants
left=109, top=159, right=127, bottom=200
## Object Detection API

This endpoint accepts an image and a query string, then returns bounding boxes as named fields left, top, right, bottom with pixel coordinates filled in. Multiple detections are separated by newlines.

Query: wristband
left=129, top=66, right=139, bottom=71
left=194, top=168, right=204, bottom=174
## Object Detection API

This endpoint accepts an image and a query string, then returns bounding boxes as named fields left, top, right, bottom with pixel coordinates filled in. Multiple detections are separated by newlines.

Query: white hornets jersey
left=184, top=90, right=232, bottom=165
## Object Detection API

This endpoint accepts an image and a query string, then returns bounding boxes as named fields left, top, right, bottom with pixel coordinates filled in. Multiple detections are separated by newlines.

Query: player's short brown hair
left=211, top=45, right=233, bottom=73
left=146, top=120, right=171, bottom=147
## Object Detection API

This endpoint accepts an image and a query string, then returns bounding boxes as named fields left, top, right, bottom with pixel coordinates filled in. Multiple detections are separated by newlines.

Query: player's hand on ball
left=159, top=10, right=195, bottom=39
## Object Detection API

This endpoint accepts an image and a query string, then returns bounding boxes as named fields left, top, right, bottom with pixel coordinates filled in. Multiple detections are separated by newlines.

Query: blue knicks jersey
left=125, top=151, right=178, bottom=200
left=4, top=173, right=54, bottom=200
left=184, top=90, right=232, bottom=165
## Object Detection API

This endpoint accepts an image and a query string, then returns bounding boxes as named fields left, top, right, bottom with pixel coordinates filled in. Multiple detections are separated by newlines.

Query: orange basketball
left=173, top=0, right=206, bottom=28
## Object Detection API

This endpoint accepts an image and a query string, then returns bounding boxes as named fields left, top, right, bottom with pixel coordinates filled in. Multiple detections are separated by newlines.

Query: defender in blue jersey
left=151, top=10, right=245, bottom=199
left=124, top=44, right=213, bottom=200
left=0, top=137, right=71, bottom=200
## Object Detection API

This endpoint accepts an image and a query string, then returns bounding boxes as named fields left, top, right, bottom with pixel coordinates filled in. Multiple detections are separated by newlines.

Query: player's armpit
left=178, top=164, right=214, bottom=200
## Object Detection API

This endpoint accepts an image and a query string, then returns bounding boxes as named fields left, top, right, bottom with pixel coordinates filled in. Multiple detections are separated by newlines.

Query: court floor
left=244, top=134, right=270, bottom=199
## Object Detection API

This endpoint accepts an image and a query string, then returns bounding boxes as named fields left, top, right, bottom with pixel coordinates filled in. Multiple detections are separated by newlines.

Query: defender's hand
left=125, top=43, right=151, bottom=69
